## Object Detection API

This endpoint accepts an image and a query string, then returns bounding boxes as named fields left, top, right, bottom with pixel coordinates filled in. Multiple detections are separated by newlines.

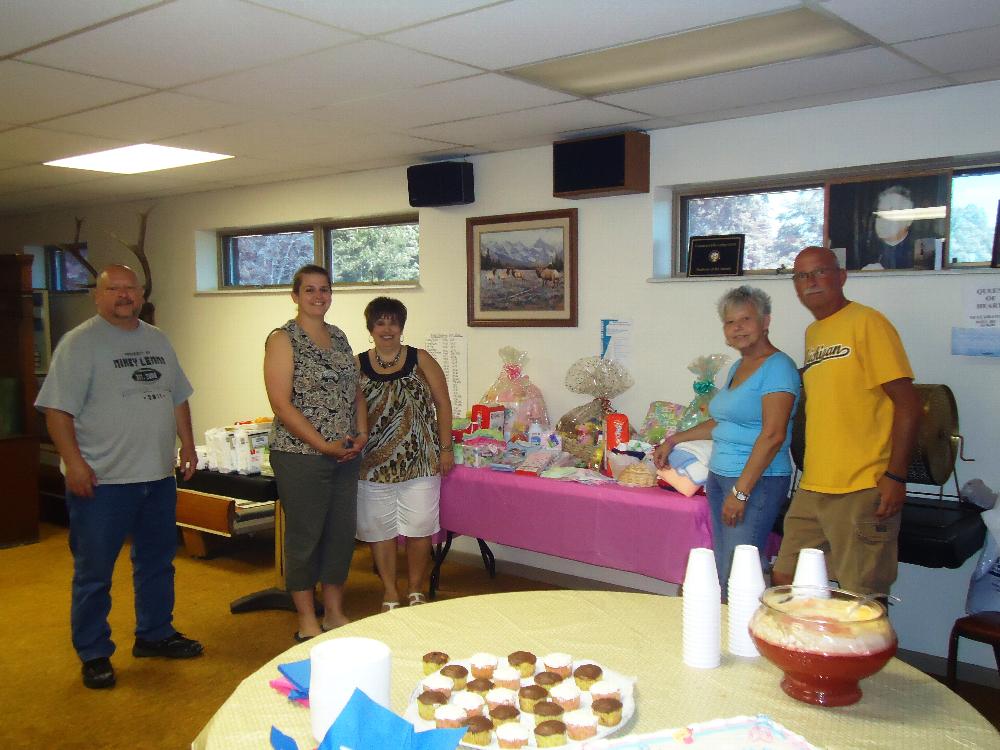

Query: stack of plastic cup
left=793, top=548, right=830, bottom=597
left=682, top=547, right=722, bottom=668
left=726, top=544, right=766, bottom=657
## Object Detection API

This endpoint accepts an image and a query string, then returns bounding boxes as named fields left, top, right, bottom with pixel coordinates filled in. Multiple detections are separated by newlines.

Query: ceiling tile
left=383, top=0, right=798, bottom=70
left=18, top=0, right=357, bottom=89
left=669, top=77, right=948, bottom=124
left=0, top=61, right=151, bottom=125
left=894, top=26, right=1000, bottom=75
left=297, top=132, right=462, bottom=167
left=410, top=101, right=642, bottom=146
left=952, top=64, right=1000, bottom=85
left=0, top=0, right=160, bottom=56
left=823, top=0, right=1000, bottom=44
left=0, top=164, right=107, bottom=194
left=178, top=40, right=479, bottom=110
left=246, top=0, right=495, bottom=35
left=599, top=48, right=930, bottom=118
left=157, top=116, right=345, bottom=156
left=309, top=74, right=575, bottom=129
left=39, top=93, right=255, bottom=142
left=0, top=127, right=128, bottom=164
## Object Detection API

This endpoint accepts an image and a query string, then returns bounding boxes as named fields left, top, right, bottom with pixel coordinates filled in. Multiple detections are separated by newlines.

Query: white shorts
left=356, top=476, right=441, bottom=542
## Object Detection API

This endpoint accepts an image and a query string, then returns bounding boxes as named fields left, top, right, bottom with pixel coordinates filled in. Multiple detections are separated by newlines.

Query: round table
left=191, top=590, right=998, bottom=749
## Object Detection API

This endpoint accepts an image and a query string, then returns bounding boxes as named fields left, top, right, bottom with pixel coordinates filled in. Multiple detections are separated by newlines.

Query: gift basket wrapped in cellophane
left=556, top=356, right=634, bottom=469
left=481, top=346, right=550, bottom=441
left=677, top=353, right=729, bottom=431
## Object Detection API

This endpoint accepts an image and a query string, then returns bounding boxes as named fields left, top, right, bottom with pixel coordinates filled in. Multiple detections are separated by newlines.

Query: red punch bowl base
left=751, top=634, right=897, bottom=707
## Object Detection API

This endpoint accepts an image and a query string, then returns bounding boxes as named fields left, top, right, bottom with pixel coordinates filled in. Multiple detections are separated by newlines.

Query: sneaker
left=82, top=657, right=116, bottom=689
left=132, top=632, right=204, bottom=659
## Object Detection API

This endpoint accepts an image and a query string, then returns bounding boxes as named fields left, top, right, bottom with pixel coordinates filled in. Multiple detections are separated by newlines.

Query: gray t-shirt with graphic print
left=35, top=315, right=193, bottom=484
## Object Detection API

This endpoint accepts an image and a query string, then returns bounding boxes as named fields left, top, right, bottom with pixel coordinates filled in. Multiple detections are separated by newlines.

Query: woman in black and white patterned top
left=264, top=264, right=368, bottom=641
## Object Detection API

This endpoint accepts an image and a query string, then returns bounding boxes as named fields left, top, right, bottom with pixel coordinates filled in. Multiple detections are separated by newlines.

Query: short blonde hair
left=717, top=285, right=771, bottom=321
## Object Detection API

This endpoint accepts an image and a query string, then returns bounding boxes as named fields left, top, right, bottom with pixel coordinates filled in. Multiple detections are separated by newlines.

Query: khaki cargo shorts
left=772, top=486, right=901, bottom=596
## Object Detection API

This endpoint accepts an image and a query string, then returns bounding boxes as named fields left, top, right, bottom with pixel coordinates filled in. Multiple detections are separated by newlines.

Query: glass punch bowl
left=748, top=585, right=897, bottom=707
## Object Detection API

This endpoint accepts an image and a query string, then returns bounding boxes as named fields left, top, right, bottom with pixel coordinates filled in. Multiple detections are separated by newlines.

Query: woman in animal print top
left=356, top=297, right=454, bottom=611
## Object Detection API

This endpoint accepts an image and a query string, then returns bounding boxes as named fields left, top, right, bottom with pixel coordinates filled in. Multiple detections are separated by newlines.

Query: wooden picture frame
left=467, top=209, right=578, bottom=327
left=827, top=173, right=949, bottom=270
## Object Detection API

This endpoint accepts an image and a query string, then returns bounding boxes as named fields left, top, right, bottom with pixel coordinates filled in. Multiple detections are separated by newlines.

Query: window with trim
left=325, top=218, right=418, bottom=285
left=220, top=226, right=316, bottom=288
left=219, top=215, right=418, bottom=288
left=676, top=160, right=1000, bottom=274
left=46, top=244, right=91, bottom=291
left=681, top=186, right=823, bottom=273
left=951, top=168, right=1000, bottom=264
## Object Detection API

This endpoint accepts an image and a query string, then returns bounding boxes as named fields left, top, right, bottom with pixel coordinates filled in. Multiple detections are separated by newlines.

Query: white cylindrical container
left=309, top=637, right=392, bottom=742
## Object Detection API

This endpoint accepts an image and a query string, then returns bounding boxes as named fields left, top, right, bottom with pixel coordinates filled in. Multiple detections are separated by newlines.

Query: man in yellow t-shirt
left=772, top=247, right=922, bottom=595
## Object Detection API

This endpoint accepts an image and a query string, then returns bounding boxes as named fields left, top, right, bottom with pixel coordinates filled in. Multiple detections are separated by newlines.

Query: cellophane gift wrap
left=638, top=400, right=686, bottom=444
left=678, top=353, right=729, bottom=431
left=481, top=346, right=550, bottom=440
left=556, top=356, right=635, bottom=468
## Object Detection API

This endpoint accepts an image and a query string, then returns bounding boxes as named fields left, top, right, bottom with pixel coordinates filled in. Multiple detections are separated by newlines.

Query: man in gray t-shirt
left=35, top=264, right=203, bottom=689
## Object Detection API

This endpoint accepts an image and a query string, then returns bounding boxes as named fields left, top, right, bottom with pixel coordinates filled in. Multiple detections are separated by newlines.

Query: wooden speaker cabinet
left=553, top=131, right=650, bottom=199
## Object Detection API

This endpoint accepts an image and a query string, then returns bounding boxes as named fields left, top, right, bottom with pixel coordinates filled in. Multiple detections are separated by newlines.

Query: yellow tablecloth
left=191, top=591, right=998, bottom=750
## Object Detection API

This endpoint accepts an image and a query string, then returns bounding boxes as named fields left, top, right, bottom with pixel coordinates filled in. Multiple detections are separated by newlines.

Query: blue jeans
left=705, top=472, right=791, bottom=594
left=66, top=477, right=179, bottom=662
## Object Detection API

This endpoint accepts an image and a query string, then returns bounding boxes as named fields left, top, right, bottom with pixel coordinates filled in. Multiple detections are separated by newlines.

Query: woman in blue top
left=654, top=286, right=800, bottom=593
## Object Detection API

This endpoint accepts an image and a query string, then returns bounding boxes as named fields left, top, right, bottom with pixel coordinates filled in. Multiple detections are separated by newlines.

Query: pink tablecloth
left=439, top=466, right=713, bottom=584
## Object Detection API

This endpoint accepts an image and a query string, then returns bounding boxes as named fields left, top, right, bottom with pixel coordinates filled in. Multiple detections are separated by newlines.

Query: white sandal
left=407, top=592, right=427, bottom=606
left=380, top=601, right=400, bottom=613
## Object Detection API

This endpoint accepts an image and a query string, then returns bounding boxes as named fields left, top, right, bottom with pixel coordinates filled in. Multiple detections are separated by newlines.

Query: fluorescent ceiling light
left=873, top=206, right=947, bottom=221
left=45, top=144, right=233, bottom=174
left=510, top=8, right=867, bottom=97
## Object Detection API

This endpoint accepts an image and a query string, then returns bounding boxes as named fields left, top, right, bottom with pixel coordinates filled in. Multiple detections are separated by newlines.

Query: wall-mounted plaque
left=687, top=234, right=745, bottom=277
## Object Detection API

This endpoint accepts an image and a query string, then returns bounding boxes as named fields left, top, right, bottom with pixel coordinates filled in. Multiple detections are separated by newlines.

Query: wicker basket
left=617, top=462, right=657, bottom=488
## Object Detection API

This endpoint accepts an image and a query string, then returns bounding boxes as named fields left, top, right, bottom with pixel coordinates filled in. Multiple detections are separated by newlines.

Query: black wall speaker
left=406, top=161, right=475, bottom=207
left=552, top=131, right=649, bottom=199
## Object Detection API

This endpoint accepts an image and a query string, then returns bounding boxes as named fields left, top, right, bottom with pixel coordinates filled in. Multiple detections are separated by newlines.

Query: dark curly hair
left=364, top=296, right=407, bottom=332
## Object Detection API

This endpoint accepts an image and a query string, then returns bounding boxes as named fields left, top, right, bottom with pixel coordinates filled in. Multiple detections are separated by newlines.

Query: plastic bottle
left=528, top=421, right=544, bottom=447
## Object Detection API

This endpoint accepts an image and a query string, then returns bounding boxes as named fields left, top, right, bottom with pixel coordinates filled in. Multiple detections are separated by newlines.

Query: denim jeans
left=66, top=477, right=178, bottom=662
left=705, top=472, right=791, bottom=594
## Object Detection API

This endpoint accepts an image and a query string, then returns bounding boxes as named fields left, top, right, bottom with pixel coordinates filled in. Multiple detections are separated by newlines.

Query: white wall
left=3, top=80, right=999, bottom=667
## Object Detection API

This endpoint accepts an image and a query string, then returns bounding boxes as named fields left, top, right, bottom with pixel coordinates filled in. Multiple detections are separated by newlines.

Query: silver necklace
left=375, top=346, right=403, bottom=369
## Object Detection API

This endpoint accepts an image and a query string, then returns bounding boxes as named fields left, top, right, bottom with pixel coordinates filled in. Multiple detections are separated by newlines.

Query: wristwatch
left=731, top=486, right=750, bottom=503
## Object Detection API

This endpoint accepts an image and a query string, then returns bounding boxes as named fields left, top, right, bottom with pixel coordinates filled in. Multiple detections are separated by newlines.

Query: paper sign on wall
left=424, top=332, right=468, bottom=417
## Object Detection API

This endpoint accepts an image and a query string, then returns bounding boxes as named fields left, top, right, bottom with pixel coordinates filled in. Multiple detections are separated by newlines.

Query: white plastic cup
left=792, top=548, right=829, bottom=589
left=728, top=545, right=766, bottom=592
left=682, top=550, right=722, bottom=669
left=310, top=637, right=392, bottom=741
left=684, top=547, right=721, bottom=592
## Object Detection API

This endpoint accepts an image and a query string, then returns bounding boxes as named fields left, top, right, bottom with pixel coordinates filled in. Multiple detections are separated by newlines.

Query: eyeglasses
left=791, top=266, right=838, bottom=283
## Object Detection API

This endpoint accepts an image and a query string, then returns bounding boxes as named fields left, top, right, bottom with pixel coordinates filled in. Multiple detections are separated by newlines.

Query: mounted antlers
left=55, top=209, right=157, bottom=324
left=108, top=208, right=155, bottom=324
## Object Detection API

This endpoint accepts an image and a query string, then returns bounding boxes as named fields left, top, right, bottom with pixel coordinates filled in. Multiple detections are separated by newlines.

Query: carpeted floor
left=2, top=523, right=997, bottom=748
left=0, top=523, right=553, bottom=750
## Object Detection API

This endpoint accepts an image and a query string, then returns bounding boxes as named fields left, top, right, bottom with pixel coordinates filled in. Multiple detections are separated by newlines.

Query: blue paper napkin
left=271, top=688, right=466, bottom=750
left=277, top=658, right=311, bottom=701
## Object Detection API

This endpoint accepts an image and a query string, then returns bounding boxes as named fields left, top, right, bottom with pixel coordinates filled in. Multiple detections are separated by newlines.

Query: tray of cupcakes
left=404, top=650, right=636, bottom=748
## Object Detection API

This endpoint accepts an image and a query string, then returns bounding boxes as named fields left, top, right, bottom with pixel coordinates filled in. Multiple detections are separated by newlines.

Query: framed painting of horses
left=466, top=209, right=578, bottom=327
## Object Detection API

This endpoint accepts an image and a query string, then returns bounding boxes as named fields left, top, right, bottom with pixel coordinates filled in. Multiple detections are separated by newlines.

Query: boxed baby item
left=204, top=420, right=272, bottom=475
left=233, top=422, right=271, bottom=475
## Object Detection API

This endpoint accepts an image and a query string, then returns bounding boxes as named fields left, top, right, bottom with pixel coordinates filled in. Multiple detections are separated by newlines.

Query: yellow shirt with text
left=800, top=302, right=913, bottom=493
